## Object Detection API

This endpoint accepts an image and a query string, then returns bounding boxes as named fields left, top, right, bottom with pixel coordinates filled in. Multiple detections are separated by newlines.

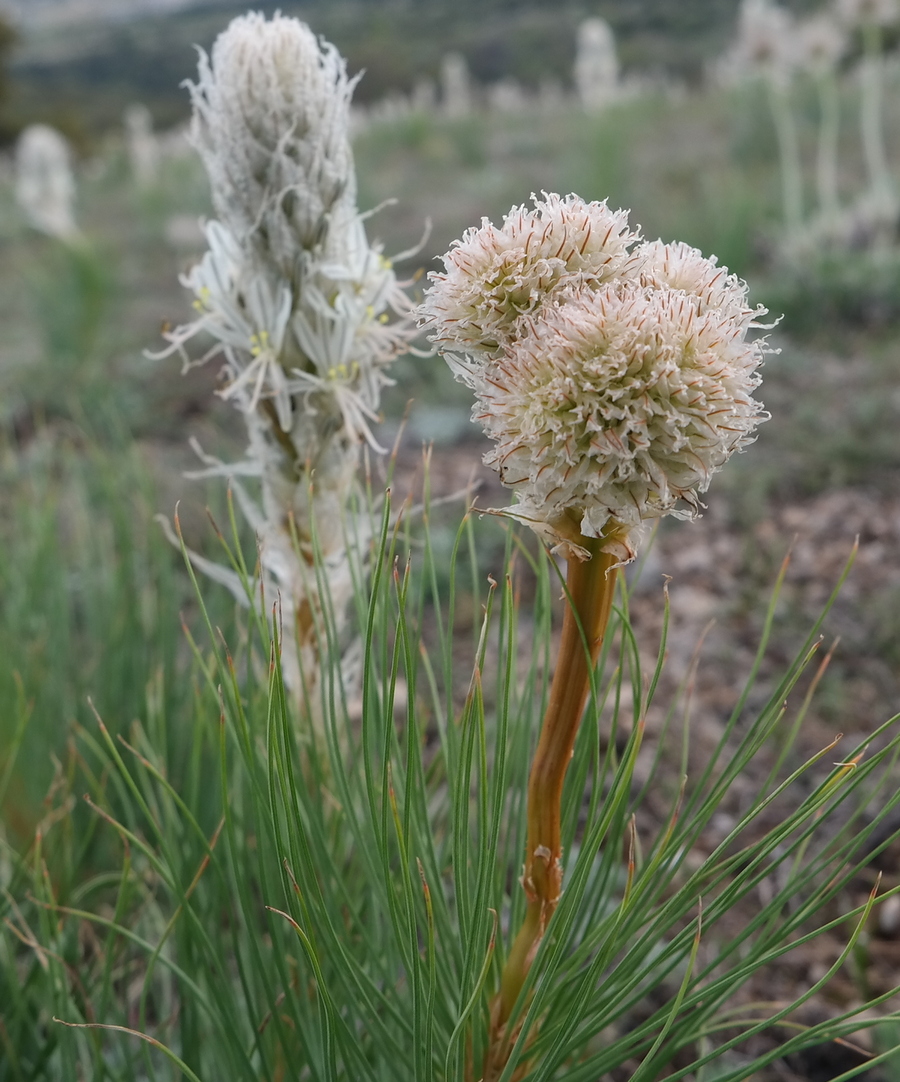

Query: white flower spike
left=158, top=12, right=418, bottom=714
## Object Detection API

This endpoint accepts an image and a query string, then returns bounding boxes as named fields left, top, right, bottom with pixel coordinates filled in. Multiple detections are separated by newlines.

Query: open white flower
left=160, top=11, right=416, bottom=449
left=424, top=198, right=769, bottom=561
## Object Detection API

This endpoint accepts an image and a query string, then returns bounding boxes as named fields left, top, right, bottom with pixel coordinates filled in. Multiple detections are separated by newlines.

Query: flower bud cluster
left=188, top=13, right=356, bottom=266
left=421, top=194, right=769, bottom=560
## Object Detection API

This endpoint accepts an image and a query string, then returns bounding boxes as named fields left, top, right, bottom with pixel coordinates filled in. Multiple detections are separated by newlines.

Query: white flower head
left=423, top=202, right=769, bottom=561
left=187, top=11, right=358, bottom=270
left=419, top=192, right=641, bottom=362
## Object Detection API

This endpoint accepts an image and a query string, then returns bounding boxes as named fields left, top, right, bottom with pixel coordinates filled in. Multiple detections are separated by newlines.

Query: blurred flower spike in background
left=14, top=123, right=80, bottom=242
left=421, top=194, right=771, bottom=563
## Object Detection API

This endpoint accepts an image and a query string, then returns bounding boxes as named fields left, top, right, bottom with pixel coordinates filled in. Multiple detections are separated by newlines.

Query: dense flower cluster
left=422, top=193, right=639, bottom=360
left=421, top=195, right=769, bottom=560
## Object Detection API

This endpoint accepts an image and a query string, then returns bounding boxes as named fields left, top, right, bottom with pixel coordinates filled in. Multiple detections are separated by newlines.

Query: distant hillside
left=1, top=0, right=206, bottom=28
left=2, top=0, right=825, bottom=144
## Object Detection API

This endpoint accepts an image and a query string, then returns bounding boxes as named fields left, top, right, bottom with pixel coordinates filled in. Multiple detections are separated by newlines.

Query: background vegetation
left=0, top=0, right=834, bottom=141
left=3, top=4, right=900, bottom=1077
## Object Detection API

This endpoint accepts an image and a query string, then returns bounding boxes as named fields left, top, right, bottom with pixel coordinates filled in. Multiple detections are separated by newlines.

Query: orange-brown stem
left=496, top=531, right=620, bottom=1030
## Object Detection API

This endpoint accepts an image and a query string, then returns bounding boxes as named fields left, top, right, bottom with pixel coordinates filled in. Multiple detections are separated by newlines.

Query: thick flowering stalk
left=421, top=194, right=769, bottom=1072
left=441, top=53, right=473, bottom=118
left=493, top=524, right=623, bottom=1042
left=422, top=200, right=767, bottom=560
left=157, top=13, right=416, bottom=709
